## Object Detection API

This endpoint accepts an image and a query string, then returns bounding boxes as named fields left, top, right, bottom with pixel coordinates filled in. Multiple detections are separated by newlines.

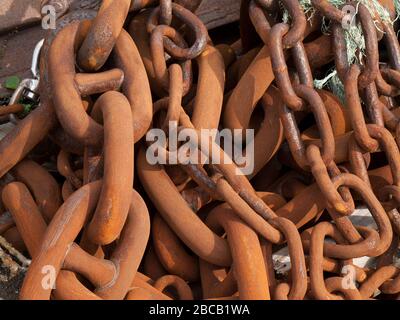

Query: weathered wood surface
left=197, top=0, right=240, bottom=30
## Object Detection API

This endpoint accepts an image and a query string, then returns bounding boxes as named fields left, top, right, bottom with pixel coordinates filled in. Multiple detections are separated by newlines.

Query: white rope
left=313, top=69, right=337, bottom=89
left=394, top=0, right=400, bottom=22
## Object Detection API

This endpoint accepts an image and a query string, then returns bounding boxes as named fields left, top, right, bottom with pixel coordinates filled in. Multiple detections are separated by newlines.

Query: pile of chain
left=0, top=0, right=400, bottom=300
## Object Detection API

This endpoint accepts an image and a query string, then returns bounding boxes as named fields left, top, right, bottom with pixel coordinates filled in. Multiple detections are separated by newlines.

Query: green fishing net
left=280, top=0, right=394, bottom=104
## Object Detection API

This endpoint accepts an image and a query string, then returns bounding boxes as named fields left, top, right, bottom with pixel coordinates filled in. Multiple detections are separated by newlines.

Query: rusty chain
left=0, top=0, right=399, bottom=300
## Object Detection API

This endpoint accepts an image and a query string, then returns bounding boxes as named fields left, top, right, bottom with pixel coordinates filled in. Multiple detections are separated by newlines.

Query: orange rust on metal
left=224, top=45, right=275, bottom=131
left=18, top=179, right=150, bottom=300
left=48, top=19, right=126, bottom=147
left=129, top=11, right=166, bottom=98
left=199, top=261, right=237, bottom=299
left=152, top=214, right=199, bottom=282
left=86, top=91, right=134, bottom=245
left=11, top=160, right=62, bottom=222
left=206, top=204, right=270, bottom=299
left=137, top=147, right=232, bottom=267
left=2, top=181, right=101, bottom=299
left=78, top=0, right=131, bottom=71
left=143, top=245, right=168, bottom=280
left=112, top=29, right=153, bottom=142
left=20, top=181, right=103, bottom=299
left=251, top=88, right=284, bottom=177
left=0, top=100, right=56, bottom=179
left=304, top=35, right=333, bottom=70
left=57, top=150, right=83, bottom=189
left=192, top=44, right=225, bottom=129
left=0, top=104, right=24, bottom=117
left=154, top=275, right=194, bottom=300
left=0, top=0, right=399, bottom=301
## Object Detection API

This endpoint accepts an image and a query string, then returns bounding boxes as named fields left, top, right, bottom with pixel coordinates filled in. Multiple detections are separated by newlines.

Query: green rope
left=280, top=0, right=392, bottom=67
left=328, top=73, right=346, bottom=104
left=360, top=0, right=391, bottom=24
left=281, top=0, right=316, bottom=24
left=280, top=0, right=392, bottom=103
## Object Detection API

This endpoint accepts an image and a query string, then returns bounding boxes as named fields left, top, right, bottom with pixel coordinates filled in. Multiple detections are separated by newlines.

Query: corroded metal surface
left=0, top=0, right=400, bottom=301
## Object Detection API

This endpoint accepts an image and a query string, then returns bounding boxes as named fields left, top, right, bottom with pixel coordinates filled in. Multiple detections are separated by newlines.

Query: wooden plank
left=0, top=0, right=41, bottom=35
left=197, top=0, right=240, bottom=30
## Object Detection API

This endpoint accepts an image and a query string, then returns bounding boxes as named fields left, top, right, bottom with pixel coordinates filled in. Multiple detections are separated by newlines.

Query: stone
left=0, top=0, right=41, bottom=35
left=0, top=26, right=46, bottom=97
